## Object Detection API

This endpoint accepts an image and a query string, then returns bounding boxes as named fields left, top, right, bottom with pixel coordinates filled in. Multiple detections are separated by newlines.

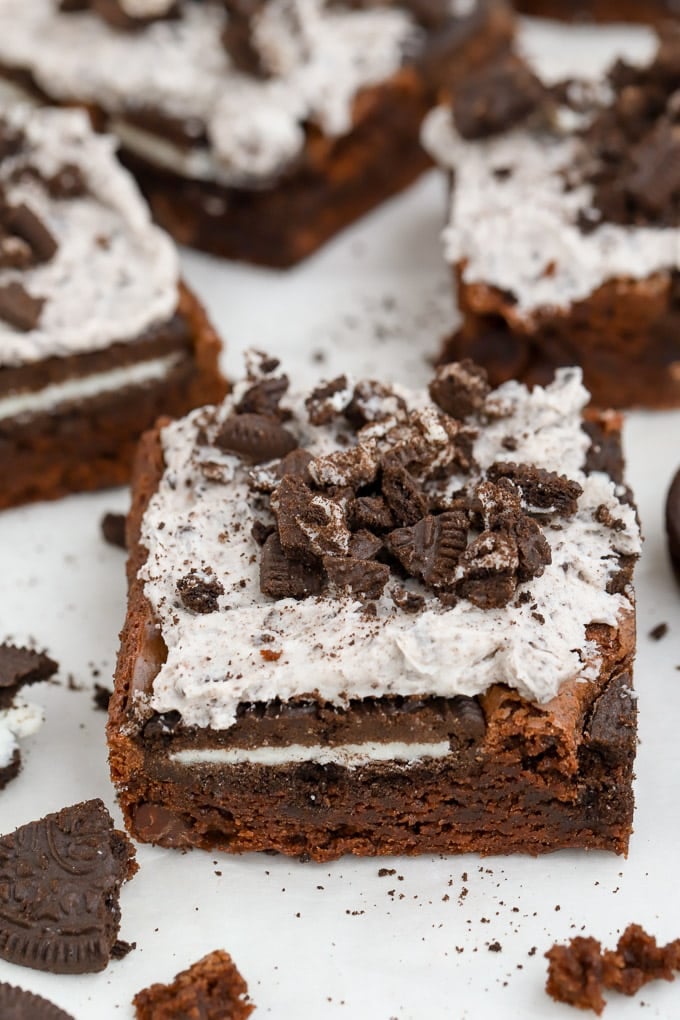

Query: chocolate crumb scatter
left=546, top=925, right=680, bottom=1014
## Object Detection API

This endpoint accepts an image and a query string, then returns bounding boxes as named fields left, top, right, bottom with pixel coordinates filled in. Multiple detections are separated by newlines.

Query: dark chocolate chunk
left=487, top=462, right=583, bottom=515
left=666, top=467, right=680, bottom=576
left=101, top=512, right=127, bottom=550
left=390, top=586, right=426, bottom=613
left=272, top=475, right=350, bottom=562
left=387, top=511, right=468, bottom=590
left=0, top=643, right=58, bottom=709
left=351, top=495, right=394, bottom=532
left=5, top=203, right=58, bottom=263
left=260, top=534, right=323, bottom=600
left=456, top=530, right=518, bottom=609
left=0, top=982, right=76, bottom=1020
left=177, top=570, right=225, bottom=614
left=215, top=413, right=297, bottom=464
left=305, top=375, right=350, bottom=425
left=0, top=799, right=137, bottom=974
left=236, top=375, right=289, bottom=419
left=453, top=55, right=545, bottom=140
left=429, top=360, right=490, bottom=419
left=0, top=282, right=45, bottom=331
left=324, top=556, right=390, bottom=600
left=133, top=949, right=254, bottom=1020
left=381, top=463, right=428, bottom=526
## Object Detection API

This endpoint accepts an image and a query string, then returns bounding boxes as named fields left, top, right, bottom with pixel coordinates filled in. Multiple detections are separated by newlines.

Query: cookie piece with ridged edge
left=0, top=982, right=75, bottom=1020
left=0, top=799, right=137, bottom=974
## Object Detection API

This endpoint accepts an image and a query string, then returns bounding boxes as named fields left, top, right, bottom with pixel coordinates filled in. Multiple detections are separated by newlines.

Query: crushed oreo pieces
left=177, top=569, right=225, bottom=614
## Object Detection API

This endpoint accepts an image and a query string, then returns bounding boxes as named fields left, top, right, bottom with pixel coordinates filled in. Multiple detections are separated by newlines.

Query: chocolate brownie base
left=133, top=950, right=254, bottom=1020
left=0, top=283, right=226, bottom=510
left=0, top=2, right=514, bottom=268
left=442, top=270, right=680, bottom=409
left=108, top=418, right=637, bottom=861
left=514, top=0, right=678, bottom=23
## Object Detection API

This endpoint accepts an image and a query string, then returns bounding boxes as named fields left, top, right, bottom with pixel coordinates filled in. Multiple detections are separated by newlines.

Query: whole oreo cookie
left=0, top=982, right=75, bottom=1020
left=666, top=468, right=680, bottom=576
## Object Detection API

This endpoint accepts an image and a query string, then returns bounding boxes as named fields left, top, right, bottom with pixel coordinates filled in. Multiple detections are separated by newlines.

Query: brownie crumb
left=101, top=512, right=127, bottom=550
left=378, top=868, right=397, bottom=877
left=93, top=684, right=113, bottom=712
left=648, top=622, right=668, bottom=642
left=111, top=939, right=137, bottom=960
left=133, top=950, right=254, bottom=1020
left=546, top=925, right=680, bottom=1014
left=489, top=941, right=503, bottom=953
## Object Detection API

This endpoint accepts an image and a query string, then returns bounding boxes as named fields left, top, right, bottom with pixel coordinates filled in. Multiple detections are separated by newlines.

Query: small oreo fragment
left=0, top=799, right=138, bottom=974
left=0, top=982, right=75, bottom=1020
left=0, top=282, right=45, bottom=331
left=133, top=949, right=255, bottom=1020
left=453, top=54, right=545, bottom=140
left=101, top=511, right=127, bottom=550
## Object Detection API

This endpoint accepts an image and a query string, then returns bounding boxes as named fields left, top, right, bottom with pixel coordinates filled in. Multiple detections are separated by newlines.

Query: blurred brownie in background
left=515, top=0, right=679, bottom=24
left=423, top=34, right=680, bottom=408
left=0, top=103, right=226, bottom=510
left=0, top=0, right=514, bottom=267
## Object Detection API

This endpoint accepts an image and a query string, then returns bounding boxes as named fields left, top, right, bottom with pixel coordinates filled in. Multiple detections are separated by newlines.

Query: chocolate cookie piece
left=0, top=983, right=75, bottom=1020
left=666, top=467, right=680, bottom=576
left=133, top=950, right=254, bottom=1020
left=0, top=643, right=57, bottom=709
left=101, top=512, right=127, bottom=550
left=0, top=799, right=138, bottom=974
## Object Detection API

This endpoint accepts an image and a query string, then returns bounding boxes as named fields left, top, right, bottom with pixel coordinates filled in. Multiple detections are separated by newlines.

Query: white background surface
left=2, top=19, right=680, bottom=1020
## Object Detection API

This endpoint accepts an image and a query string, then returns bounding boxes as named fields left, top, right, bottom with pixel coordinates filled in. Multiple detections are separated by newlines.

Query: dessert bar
left=514, top=0, right=679, bottom=24
left=423, top=38, right=680, bottom=408
left=0, top=0, right=514, bottom=267
left=0, top=103, right=226, bottom=510
left=109, top=355, right=640, bottom=860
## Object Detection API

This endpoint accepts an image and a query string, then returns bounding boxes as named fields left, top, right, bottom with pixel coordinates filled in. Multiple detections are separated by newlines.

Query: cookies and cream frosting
left=0, top=103, right=179, bottom=369
left=421, top=33, right=680, bottom=320
left=0, top=0, right=422, bottom=187
left=137, top=360, right=640, bottom=731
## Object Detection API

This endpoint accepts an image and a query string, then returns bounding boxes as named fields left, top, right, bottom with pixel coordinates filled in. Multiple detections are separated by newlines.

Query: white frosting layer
left=0, top=0, right=419, bottom=187
left=171, top=740, right=452, bottom=768
left=138, top=368, right=640, bottom=731
left=421, top=100, right=680, bottom=318
left=0, top=352, right=182, bottom=422
left=0, top=103, right=179, bottom=368
left=0, top=699, right=44, bottom=769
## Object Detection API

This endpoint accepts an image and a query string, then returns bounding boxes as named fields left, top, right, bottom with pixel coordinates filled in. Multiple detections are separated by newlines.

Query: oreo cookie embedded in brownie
left=0, top=642, right=56, bottom=789
left=0, top=0, right=514, bottom=267
left=514, top=0, right=680, bottom=24
left=0, top=103, right=226, bottom=510
left=423, top=35, right=680, bottom=409
left=109, top=355, right=640, bottom=860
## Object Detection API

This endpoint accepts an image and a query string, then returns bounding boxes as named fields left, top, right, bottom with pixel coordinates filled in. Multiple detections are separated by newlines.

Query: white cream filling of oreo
left=0, top=699, right=44, bottom=769
left=138, top=368, right=640, bottom=732
left=170, top=740, right=452, bottom=769
left=0, top=352, right=183, bottom=422
left=0, top=103, right=179, bottom=368
left=0, top=0, right=419, bottom=186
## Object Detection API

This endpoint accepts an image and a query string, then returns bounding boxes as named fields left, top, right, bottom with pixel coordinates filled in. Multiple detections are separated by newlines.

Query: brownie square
left=0, top=102, right=226, bottom=510
left=0, top=0, right=514, bottom=267
left=109, top=355, right=640, bottom=860
left=422, top=37, right=680, bottom=409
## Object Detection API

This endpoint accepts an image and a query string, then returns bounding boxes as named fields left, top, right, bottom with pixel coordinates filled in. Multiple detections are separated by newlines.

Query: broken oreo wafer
left=0, top=799, right=138, bottom=974
left=0, top=642, right=57, bottom=790
left=0, top=983, right=75, bottom=1020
